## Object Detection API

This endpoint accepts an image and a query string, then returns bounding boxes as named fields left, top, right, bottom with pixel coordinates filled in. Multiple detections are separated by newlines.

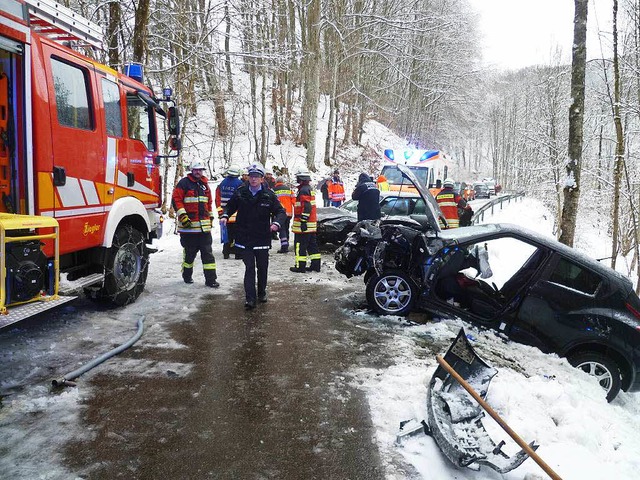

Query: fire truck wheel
left=100, top=225, right=149, bottom=306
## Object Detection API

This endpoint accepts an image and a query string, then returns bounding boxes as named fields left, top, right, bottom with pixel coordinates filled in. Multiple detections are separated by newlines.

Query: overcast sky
left=471, top=0, right=613, bottom=70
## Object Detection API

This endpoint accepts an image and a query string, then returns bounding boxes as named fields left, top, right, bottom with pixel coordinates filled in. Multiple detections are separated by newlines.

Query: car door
left=421, top=234, right=547, bottom=332
left=509, top=253, right=607, bottom=353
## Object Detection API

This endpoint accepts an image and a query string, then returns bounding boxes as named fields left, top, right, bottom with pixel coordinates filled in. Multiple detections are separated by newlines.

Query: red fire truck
left=0, top=0, right=180, bottom=327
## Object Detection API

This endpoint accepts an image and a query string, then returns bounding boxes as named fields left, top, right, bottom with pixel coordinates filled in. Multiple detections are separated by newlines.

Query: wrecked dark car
left=334, top=164, right=640, bottom=402
left=317, top=191, right=425, bottom=246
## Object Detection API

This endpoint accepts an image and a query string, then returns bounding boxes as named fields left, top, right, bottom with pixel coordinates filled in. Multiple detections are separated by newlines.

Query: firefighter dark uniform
left=290, top=170, right=321, bottom=273
left=435, top=179, right=471, bottom=229
left=215, top=166, right=243, bottom=259
left=221, top=163, right=286, bottom=309
left=273, top=177, right=295, bottom=253
left=172, top=165, right=219, bottom=287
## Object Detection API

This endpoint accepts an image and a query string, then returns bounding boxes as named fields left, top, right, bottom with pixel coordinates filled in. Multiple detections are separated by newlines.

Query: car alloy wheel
left=569, top=352, right=622, bottom=402
left=366, top=269, right=417, bottom=316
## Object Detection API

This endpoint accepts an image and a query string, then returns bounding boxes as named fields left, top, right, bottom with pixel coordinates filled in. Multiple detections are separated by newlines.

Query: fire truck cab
left=0, top=0, right=180, bottom=327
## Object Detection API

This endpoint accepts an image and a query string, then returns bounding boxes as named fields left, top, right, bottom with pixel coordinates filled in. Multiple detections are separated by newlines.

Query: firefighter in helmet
left=215, top=164, right=243, bottom=259
left=290, top=168, right=321, bottom=273
left=172, top=162, right=219, bottom=287
left=435, top=178, right=472, bottom=229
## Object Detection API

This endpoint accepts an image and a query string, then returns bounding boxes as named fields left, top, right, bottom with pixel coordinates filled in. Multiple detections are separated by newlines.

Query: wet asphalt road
left=62, top=258, right=404, bottom=479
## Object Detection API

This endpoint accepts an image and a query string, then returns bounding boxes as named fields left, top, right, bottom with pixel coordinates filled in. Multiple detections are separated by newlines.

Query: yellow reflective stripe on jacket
left=184, top=196, right=209, bottom=203
left=178, top=218, right=212, bottom=233
left=176, top=207, right=187, bottom=216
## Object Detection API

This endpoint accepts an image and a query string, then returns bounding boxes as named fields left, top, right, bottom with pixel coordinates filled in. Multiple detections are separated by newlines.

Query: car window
left=548, top=257, right=602, bottom=295
left=412, top=199, right=426, bottom=215
left=341, top=200, right=358, bottom=212
left=382, top=197, right=410, bottom=215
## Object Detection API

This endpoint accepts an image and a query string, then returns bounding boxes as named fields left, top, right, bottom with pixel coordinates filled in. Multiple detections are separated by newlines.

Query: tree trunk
left=611, top=0, right=625, bottom=269
left=224, top=0, right=234, bottom=92
left=559, top=0, right=588, bottom=247
left=132, top=0, right=150, bottom=63
left=107, top=2, right=121, bottom=69
left=302, top=0, right=320, bottom=171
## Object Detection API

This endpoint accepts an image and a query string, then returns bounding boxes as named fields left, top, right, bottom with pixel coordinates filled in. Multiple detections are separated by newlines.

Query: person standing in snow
left=273, top=176, right=295, bottom=253
left=319, top=177, right=331, bottom=207
left=215, top=165, right=243, bottom=259
left=436, top=178, right=472, bottom=229
left=327, top=169, right=345, bottom=207
left=221, top=163, right=286, bottom=309
left=172, top=162, right=219, bottom=287
left=264, top=169, right=276, bottom=190
left=290, top=168, right=321, bottom=273
left=352, top=173, right=382, bottom=221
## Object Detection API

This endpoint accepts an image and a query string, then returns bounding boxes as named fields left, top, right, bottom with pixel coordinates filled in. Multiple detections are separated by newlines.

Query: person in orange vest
left=376, top=174, right=390, bottom=191
left=327, top=169, right=346, bottom=207
left=290, top=168, right=321, bottom=273
left=273, top=176, right=295, bottom=253
left=435, top=178, right=472, bottom=229
left=215, top=165, right=243, bottom=259
left=172, top=162, right=219, bottom=287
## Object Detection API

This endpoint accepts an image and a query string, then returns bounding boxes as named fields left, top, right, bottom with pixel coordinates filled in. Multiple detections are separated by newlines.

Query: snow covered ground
left=1, top=197, right=639, bottom=479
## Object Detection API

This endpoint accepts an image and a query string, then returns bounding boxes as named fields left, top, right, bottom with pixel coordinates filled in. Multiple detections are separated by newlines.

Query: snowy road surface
left=0, top=228, right=416, bottom=479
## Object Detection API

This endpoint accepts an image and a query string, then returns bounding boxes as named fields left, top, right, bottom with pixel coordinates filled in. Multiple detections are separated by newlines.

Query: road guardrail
left=471, top=192, right=525, bottom=224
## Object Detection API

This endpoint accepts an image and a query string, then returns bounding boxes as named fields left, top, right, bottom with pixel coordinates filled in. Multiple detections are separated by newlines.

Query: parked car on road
left=473, top=183, right=490, bottom=199
left=483, top=178, right=497, bottom=196
left=334, top=164, right=640, bottom=402
left=317, top=191, right=427, bottom=246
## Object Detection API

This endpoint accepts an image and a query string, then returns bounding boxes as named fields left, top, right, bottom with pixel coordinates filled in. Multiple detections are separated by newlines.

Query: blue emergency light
left=124, top=63, right=144, bottom=83
left=384, top=149, right=394, bottom=160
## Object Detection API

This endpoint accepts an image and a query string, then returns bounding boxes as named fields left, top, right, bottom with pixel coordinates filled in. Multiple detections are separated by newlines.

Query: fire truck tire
left=100, top=225, right=149, bottom=306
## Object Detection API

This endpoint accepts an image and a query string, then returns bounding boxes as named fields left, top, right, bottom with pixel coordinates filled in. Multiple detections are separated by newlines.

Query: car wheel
left=366, top=269, right=417, bottom=316
left=569, top=352, right=622, bottom=402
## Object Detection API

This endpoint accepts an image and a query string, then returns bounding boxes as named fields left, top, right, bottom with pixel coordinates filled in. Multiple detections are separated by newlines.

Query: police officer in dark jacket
left=221, top=163, right=287, bottom=309
left=352, top=173, right=381, bottom=221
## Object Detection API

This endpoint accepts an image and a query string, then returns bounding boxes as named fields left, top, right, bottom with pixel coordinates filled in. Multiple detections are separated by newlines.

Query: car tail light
left=626, top=302, right=640, bottom=321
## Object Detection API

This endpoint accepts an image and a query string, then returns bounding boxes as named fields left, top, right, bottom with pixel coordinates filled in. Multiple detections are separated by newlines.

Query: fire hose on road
left=52, top=315, right=145, bottom=388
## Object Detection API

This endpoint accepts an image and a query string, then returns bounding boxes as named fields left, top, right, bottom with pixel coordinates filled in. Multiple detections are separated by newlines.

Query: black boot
left=290, top=261, right=306, bottom=273
left=182, top=267, right=194, bottom=284
left=204, top=270, right=219, bottom=288
left=309, top=259, right=321, bottom=272
left=245, top=299, right=256, bottom=309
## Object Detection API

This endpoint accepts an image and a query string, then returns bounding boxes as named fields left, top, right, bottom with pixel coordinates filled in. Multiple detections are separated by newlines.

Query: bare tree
left=559, top=0, right=588, bottom=247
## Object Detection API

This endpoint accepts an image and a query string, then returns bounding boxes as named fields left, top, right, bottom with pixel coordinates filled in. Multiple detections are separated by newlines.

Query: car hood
left=317, top=207, right=355, bottom=222
left=396, top=164, right=444, bottom=232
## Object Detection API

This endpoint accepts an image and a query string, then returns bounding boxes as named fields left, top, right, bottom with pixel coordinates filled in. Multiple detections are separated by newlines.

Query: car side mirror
left=168, top=106, right=180, bottom=136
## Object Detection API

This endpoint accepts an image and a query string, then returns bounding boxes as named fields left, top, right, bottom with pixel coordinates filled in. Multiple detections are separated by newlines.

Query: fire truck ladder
left=24, top=0, right=103, bottom=49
